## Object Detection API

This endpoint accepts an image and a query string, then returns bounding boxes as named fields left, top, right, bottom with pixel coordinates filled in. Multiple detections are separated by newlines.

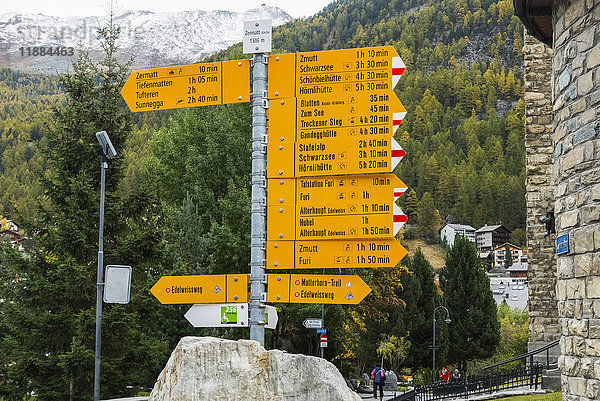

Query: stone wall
left=523, top=32, right=560, bottom=359
left=551, top=0, right=600, bottom=399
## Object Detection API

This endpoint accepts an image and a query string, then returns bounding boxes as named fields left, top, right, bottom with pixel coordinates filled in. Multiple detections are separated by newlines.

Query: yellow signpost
left=121, top=59, right=250, bottom=112
left=266, top=238, right=408, bottom=269
left=266, top=274, right=371, bottom=304
left=296, top=92, right=406, bottom=131
left=268, top=46, right=406, bottom=98
left=131, top=46, right=410, bottom=315
left=267, top=201, right=404, bottom=240
left=150, top=274, right=248, bottom=304
left=267, top=174, right=407, bottom=208
left=266, top=91, right=406, bottom=143
left=267, top=136, right=405, bottom=178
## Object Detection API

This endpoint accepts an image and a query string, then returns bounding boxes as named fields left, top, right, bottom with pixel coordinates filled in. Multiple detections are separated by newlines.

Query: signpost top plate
left=243, top=20, right=272, bottom=54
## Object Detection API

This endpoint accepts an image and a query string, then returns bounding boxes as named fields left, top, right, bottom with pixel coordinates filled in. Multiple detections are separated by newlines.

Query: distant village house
left=440, top=223, right=476, bottom=248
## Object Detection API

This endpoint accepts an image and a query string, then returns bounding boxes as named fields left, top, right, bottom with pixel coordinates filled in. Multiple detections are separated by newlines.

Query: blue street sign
left=317, top=329, right=327, bottom=334
left=556, top=233, right=569, bottom=255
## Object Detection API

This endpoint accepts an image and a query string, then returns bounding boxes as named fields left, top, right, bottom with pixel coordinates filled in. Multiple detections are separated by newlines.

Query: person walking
left=452, top=368, right=461, bottom=381
left=440, top=366, right=450, bottom=382
left=371, top=364, right=386, bottom=399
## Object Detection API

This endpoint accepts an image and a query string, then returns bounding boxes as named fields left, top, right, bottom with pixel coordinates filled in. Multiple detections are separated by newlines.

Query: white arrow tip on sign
left=393, top=204, right=408, bottom=235
left=392, top=57, right=406, bottom=88
left=391, top=137, right=405, bottom=170
left=393, top=111, right=406, bottom=134
left=394, top=185, right=407, bottom=201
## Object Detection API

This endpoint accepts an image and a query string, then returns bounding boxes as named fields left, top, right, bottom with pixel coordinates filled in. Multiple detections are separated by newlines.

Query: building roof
left=493, top=242, right=521, bottom=251
left=507, top=262, right=528, bottom=272
left=444, top=223, right=476, bottom=231
left=475, top=224, right=505, bottom=233
left=513, top=0, right=553, bottom=46
left=490, top=279, right=528, bottom=311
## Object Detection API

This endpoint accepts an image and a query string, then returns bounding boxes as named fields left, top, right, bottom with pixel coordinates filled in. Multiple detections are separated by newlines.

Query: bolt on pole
left=249, top=52, right=268, bottom=346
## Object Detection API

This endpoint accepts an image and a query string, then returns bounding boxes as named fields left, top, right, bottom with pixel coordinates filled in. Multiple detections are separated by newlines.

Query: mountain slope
left=0, top=6, right=292, bottom=73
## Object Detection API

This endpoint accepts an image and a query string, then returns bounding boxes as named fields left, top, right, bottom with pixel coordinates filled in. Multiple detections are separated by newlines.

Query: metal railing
left=409, top=363, right=543, bottom=400
left=388, top=340, right=559, bottom=401
left=483, top=339, right=559, bottom=371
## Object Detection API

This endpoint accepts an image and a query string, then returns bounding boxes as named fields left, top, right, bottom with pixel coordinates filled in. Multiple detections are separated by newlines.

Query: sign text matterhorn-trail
left=120, top=24, right=409, bottom=342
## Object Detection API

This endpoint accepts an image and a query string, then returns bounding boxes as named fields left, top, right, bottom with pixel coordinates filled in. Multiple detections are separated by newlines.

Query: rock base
left=149, top=337, right=361, bottom=401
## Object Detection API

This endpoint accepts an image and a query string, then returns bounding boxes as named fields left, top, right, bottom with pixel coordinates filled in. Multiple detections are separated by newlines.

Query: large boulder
left=149, top=337, right=361, bottom=401
left=382, top=370, right=398, bottom=391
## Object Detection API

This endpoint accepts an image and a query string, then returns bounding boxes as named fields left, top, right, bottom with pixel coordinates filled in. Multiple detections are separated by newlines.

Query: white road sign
left=303, top=318, right=324, bottom=329
left=103, top=265, right=132, bottom=304
left=243, top=20, right=272, bottom=53
left=185, top=303, right=278, bottom=329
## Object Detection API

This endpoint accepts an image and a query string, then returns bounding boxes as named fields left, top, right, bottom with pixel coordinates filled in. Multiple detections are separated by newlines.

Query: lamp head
left=445, top=317, right=451, bottom=324
left=96, top=131, right=117, bottom=158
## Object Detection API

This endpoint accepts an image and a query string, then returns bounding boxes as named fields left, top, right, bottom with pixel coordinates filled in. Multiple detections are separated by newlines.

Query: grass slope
left=402, top=239, right=447, bottom=270
left=501, top=392, right=562, bottom=401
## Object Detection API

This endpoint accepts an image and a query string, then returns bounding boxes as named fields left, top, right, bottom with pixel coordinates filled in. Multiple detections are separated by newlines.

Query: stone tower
left=515, top=0, right=600, bottom=399
left=523, top=33, right=560, bottom=361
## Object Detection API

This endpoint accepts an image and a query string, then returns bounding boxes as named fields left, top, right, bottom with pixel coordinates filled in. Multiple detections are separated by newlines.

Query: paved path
left=357, top=385, right=552, bottom=401
left=358, top=390, right=410, bottom=400
left=103, top=385, right=554, bottom=401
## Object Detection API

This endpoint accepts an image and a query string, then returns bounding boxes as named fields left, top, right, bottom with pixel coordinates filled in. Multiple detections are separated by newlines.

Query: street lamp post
left=431, top=305, right=451, bottom=383
left=94, top=131, right=116, bottom=401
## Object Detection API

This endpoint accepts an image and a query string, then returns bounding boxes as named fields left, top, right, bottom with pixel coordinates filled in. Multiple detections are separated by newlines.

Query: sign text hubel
left=267, top=201, right=405, bottom=241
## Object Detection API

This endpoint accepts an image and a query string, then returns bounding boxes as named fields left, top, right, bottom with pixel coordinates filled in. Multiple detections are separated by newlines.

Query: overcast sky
left=3, top=0, right=335, bottom=18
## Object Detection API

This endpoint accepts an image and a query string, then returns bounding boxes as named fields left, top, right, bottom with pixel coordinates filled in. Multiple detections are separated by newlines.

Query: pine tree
left=399, top=249, right=447, bottom=369
left=439, top=236, right=500, bottom=373
left=404, top=189, right=419, bottom=222
left=504, top=244, right=513, bottom=268
left=417, top=192, right=440, bottom=242
left=0, top=14, right=167, bottom=400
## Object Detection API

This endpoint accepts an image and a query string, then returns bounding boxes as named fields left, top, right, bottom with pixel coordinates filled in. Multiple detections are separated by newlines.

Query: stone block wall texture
left=552, top=0, right=600, bottom=399
left=524, top=33, right=560, bottom=358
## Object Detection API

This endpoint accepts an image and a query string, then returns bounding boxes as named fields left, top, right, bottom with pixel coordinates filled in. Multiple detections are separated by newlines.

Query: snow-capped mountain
left=0, top=6, right=292, bottom=74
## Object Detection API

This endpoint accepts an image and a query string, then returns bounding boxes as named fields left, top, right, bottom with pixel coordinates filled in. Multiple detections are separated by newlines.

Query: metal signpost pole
left=320, top=267, right=325, bottom=358
left=249, top=52, right=267, bottom=346
left=432, top=315, right=437, bottom=384
left=93, top=131, right=116, bottom=401
left=94, top=154, right=107, bottom=401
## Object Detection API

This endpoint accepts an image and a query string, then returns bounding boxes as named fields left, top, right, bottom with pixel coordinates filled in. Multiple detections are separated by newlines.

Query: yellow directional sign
left=266, top=238, right=407, bottom=269
left=267, top=136, right=405, bottom=178
left=121, top=59, right=250, bottom=112
left=268, top=174, right=406, bottom=208
left=266, top=175, right=408, bottom=240
left=150, top=274, right=248, bottom=304
left=266, top=274, right=371, bottom=304
left=266, top=92, right=405, bottom=144
left=296, top=92, right=406, bottom=133
left=267, top=201, right=403, bottom=240
left=268, top=46, right=406, bottom=98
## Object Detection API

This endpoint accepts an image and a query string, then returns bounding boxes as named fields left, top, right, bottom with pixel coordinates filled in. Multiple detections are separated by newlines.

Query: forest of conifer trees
left=0, top=0, right=530, bottom=398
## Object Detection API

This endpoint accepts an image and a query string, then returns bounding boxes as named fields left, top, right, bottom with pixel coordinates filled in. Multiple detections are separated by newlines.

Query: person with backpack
left=371, top=364, right=386, bottom=399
